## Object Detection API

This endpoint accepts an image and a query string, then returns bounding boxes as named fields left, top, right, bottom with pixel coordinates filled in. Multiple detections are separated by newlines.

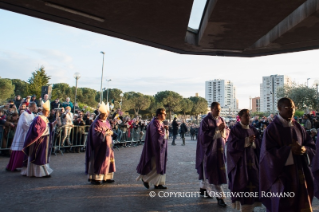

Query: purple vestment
left=227, top=122, right=261, bottom=205
left=22, top=116, right=53, bottom=166
left=312, top=131, right=319, bottom=199
left=259, top=116, right=315, bottom=212
left=195, top=113, right=227, bottom=185
left=136, top=118, right=167, bottom=175
left=85, top=118, right=115, bottom=175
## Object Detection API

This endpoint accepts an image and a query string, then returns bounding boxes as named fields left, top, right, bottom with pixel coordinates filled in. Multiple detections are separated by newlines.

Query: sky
left=0, top=8, right=319, bottom=109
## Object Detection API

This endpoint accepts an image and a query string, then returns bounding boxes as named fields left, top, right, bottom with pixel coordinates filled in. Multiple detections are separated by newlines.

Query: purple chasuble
left=195, top=113, right=227, bottom=185
left=259, top=116, right=315, bottom=212
left=136, top=118, right=167, bottom=175
left=22, top=116, right=53, bottom=166
left=312, top=131, right=319, bottom=199
left=227, top=122, right=261, bottom=205
left=85, top=118, right=115, bottom=175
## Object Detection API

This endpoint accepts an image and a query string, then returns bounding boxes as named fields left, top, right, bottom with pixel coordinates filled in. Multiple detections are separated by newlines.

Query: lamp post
left=102, top=87, right=107, bottom=102
left=100, top=51, right=105, bottom=103
left=73, top=72, right=81, bottom=114
left=106, top=79, right=112, bottom=103
left=120, top=93, right=124, bottom=110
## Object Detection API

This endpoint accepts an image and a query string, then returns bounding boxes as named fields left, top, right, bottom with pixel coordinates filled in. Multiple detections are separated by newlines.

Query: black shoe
left=199, top=188, right=206, bottom=195
left=142, top=179, right=149, bottom=189
left=43, top=175, right=51, bottom=178
left=103, top=179, right=115, bottom=183
left=216, top=198, right=227, bottom=207
left=154, top=185, right=167, bottom=189
left=91, top=180, right=102, bottom=185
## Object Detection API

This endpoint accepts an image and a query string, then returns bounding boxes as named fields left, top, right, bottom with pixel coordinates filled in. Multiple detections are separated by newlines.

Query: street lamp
left=307, top=78, right=311, bottom=87
left=73, top=72, right=81, bottom=114
left=106, top=79, right=112, bottom=103
left=100, top=51, right=105, bottom=103
left=120, top=93, right=124, bottom=109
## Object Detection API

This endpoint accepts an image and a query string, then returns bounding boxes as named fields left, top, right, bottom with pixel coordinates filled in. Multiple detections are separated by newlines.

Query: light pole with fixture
left=73, top=72, right=81, bottom=114
left=100, top=51, right=105, bottom=103
left=106, top=79, right=112, bottom=103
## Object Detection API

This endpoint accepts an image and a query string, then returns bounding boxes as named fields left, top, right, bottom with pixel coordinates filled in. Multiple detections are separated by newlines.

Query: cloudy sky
left=1, top=7, right=319, bottom=109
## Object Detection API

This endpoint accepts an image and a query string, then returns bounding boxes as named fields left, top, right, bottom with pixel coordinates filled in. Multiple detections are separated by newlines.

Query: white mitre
left=98, top=102, right=109, bottom=114
left=43, top=100, right=50, bottom=111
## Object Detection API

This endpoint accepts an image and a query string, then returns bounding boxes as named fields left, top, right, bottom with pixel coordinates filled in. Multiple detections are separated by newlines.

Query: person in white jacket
left=6, top=102, right=37, bottom=171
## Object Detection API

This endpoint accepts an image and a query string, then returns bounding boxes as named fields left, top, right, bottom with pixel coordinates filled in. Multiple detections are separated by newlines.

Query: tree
left=0, top=78, right=15, bottom=102
left=147, top=96, right=163, bottom=117
left=28, top=66, right=51, bottom=97
left=78, top=88, right=98, bottom=107
left=126, top=92, right=151, bottom=115
left=102, top=88, right=123, bottom=105
left=180, top=98, right=193, bottom=118
left=154, top=91, right=182, bottom=121
left=120, top=96, right=133, bottom=113
left=10, top=79, right=28, bottom=97
left=189, top=96, right=208, bottom=122
left=51, top=83, right=72, bottom=101
left=277, top=82, right=318, bottom=111
left=250, top=111, right=267, bottom=118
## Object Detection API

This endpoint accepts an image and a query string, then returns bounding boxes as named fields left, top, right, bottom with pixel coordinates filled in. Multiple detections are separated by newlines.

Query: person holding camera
left=74, top=111, right=86, bottom=153
left=60, top=106, right=74, bottom=147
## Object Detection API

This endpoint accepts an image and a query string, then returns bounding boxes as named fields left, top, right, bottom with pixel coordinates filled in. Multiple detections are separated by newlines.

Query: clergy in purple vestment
left=136, top=108, right=168, bottom=189
left=227, top=109, right=262, bottom=212
left=6, top=102, right=37, bottom=172
left=21, top=101, right=56, bottom=177
left=86, top=102, right=115, bottom=185
left=312, top=131, right=319, bottom=199
left=195, top=102, right=228, bottom=207
left=259, top=98, right=315, bottom=212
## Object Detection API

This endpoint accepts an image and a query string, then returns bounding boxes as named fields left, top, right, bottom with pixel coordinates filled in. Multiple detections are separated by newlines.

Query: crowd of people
left=0, top=94, right=154, bottom=154
left=0, top=94, right=206, bottom=154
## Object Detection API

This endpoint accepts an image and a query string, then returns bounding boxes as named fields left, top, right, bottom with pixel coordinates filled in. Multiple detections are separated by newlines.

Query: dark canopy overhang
left=1, top=0, right=319, bottom=57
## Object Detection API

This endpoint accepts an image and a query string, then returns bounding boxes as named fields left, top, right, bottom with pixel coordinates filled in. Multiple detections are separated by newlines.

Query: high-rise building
left=205, top=79, right=238, bottom=109
left=251, top=97, right=260, bottom=112
left=260, top=75, right=291, bottom=112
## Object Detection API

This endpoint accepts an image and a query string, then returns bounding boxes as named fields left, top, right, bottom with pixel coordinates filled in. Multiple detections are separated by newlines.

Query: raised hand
left=218, top=123, right=225, bottom=131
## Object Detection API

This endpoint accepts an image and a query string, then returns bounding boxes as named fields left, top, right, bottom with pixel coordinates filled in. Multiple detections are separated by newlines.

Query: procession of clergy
left=5, top=96, right=319, bottom=212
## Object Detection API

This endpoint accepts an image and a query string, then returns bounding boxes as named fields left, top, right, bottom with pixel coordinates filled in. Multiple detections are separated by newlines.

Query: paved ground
left=1, top=137, right=319, bottom=212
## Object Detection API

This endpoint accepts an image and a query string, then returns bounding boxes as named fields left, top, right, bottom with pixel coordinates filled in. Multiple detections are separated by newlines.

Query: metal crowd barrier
left=0, top=125, right=14, bottom=152
left=52, top=125, right=91, bottom=155
left=112, top=128, right=146, bottom=151
left=0, top=124, right=146, bottom=156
